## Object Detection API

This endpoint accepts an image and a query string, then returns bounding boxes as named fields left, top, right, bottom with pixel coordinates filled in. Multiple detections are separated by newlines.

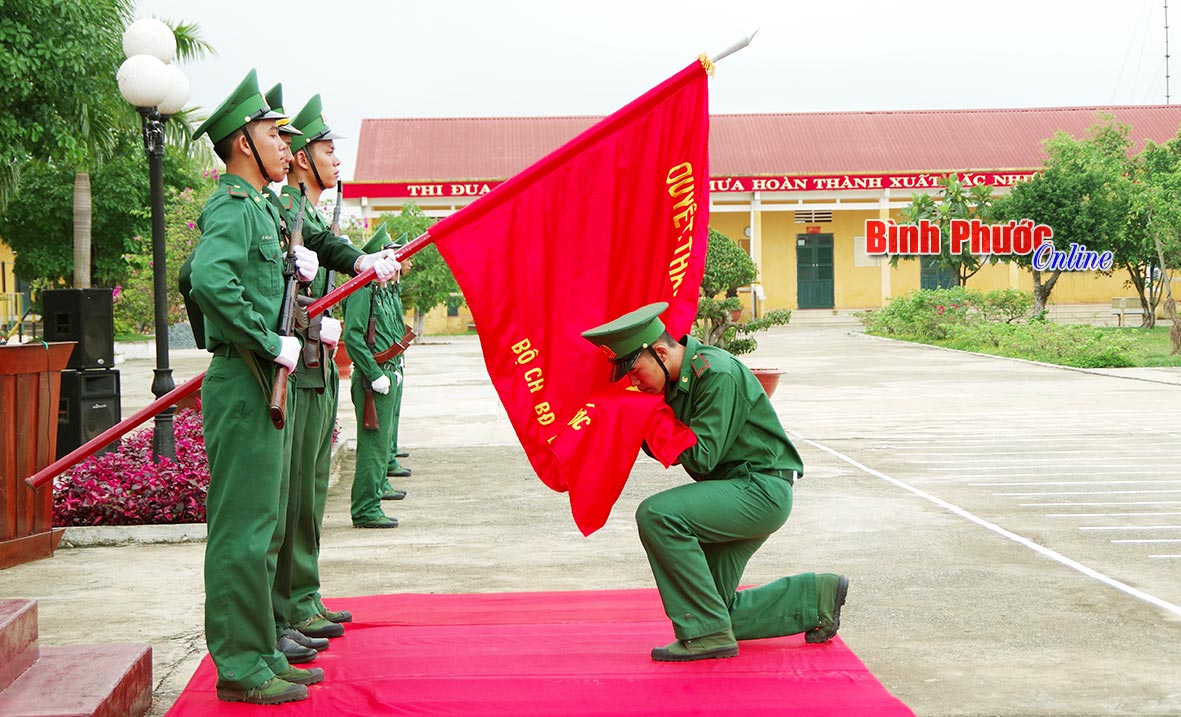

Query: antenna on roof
left=1167, top=0, right=1172, bottom=104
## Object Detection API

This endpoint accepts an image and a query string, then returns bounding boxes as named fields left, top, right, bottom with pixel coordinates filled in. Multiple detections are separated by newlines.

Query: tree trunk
left=1030, top=269, right=1062, bottom=316
left=1125, top=263, right=1155, bottom=329
left=414, top=308, right=426, bottom=338
left=72, top=172, right=91, bottom=288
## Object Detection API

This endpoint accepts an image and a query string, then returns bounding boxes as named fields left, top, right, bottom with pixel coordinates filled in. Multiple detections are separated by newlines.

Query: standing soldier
left=345, top=225, right=404, bottom=528
left=581, top=302, right=848, bottom=662
left=383, top=232, right=413, bottom=499
left=269, top=93, right=400, bottom=645
left=188, top=69, right=324, bottom=705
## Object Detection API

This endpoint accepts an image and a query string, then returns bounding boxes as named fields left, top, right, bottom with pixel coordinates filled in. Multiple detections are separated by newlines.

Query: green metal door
left=920, top=256, right=957, bottom=290
left=796, top=234, right=834, bottom=309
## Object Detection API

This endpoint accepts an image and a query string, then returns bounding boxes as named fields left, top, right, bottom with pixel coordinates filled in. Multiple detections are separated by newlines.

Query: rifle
left=269, top=181, right=308, bottom=430
left=361, top=299, right=380, bottom=430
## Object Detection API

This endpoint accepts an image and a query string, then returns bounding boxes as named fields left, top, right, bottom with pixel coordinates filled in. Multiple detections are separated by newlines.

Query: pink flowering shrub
left=53, top=405, right=210, bottom=526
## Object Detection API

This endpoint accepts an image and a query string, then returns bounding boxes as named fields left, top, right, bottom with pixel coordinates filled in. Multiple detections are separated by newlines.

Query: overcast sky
left=131, top=0, right=1176, bottom=181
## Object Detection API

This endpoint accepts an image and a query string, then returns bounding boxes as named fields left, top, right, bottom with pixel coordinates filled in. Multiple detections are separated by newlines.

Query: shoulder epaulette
left=227, top=184, right=249, bottom=199
left=690, top=351, right=712, bottom=378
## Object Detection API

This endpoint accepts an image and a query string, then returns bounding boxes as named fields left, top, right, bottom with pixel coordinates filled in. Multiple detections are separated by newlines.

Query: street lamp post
left=117, top=18, right=189, bottom=462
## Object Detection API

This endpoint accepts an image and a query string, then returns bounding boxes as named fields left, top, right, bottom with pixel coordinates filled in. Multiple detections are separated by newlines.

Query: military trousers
left=350, top=364, right=398, bottom=524
left=202, top=355, right=295, bottom=690
left=274, top=374, right=337, bottom=629
left=385, top=361, right=405, bottom=474
left=635, top=471, right=820, bottom=641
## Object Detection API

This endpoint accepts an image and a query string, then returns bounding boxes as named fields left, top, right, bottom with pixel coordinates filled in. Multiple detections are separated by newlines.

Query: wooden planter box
left=0, top=342, right=75, bottom=569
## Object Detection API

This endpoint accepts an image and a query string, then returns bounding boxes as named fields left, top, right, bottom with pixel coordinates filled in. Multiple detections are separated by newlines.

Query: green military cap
left=361, top=224, right=393, bottom=254
left=581, top=302, right=669, bottom=382
left=289, top=94, right=345, bottom=153
left=263, top=83, right=303, bottom=136
left=391, top=231, right=410, bottom=248
left=194, top=68, right=288, bottom=143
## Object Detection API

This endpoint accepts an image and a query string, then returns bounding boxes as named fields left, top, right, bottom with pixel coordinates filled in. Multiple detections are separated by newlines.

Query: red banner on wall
left=344, top=170, right=1036, bottom=201
left=427, top=61, right=710, bottom=534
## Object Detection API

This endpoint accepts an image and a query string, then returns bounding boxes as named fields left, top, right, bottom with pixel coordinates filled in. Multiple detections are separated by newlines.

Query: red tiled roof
left=353, top=106, right=1181, bottom=182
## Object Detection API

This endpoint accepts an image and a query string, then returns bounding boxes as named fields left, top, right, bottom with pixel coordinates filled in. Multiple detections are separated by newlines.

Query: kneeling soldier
left=582, top=302, right=848, bottom=661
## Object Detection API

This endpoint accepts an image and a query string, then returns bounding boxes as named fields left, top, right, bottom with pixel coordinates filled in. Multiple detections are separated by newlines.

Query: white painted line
left=1111, top=539, right=1181, bottom=544
left=1080, top=525, right=1181, bottom=531
left=789, top=430, right=1181, bottom=618
left=911, top=460, right=1162, bottom=465
left=1047, top=512, right=1181, bottom=518
left=911, top=449, right=1181, bottom=457
left=996, top=490, right=1181, bottom=497
left=976, top=480, right=1181, bottom=487
left=949, top=473, right=1166, bottom=479
left=1149, top=555, right=1181, bottom=558
left=1021, top=501, right=1181, bottom=507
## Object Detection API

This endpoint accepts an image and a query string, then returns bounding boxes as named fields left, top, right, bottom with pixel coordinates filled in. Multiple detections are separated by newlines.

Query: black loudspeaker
left=42, top=288, right=115, bottom=370
left=57, top=369, right=121, bottom=459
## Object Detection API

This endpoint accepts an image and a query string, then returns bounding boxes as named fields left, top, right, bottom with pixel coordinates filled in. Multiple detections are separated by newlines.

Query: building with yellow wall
left=0, top=238, right=28, bottom=337
left=345, top=105, right=1181, bottom=327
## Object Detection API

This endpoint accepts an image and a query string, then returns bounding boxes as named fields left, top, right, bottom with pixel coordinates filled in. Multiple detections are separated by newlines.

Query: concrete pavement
left=3, top=325, right=1180, bottom=716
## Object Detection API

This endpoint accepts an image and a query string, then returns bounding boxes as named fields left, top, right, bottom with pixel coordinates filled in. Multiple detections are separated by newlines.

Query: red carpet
left=166, top=588, right=913, bottom=716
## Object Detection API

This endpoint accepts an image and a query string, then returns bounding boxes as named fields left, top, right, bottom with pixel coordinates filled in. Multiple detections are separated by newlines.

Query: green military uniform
left=385, top=233, right=410, bottom=481
left=187, top=70, right=297, bottom=693
left=583, top=303, right=844, bottom=657
left=344, top=226, right=402, bottom=527
left=266, top=92, right=364, bottom=636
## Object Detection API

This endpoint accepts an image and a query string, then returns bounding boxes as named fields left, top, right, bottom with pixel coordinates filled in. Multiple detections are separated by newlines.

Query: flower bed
left=54, top=406, right=209, bottom=526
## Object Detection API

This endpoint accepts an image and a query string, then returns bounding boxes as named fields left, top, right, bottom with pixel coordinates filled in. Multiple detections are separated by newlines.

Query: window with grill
left=794, top=209, right=833, bottom=223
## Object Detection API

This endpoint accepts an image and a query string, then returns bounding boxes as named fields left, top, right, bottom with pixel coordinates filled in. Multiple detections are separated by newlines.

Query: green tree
left=694, top=228, right=790, bottom=355
left=1126, top=134, right=1181, bottom=330
left=376, top=203, right=462, bottom=336
left=113, top=169, right=218, bottom=334
left=992, top=116, right=1132, bottom=316
left=0, top=1, right=212, bottom=286
left=0, top=140, right=204, bottom=287
left=898, top=175, right=996, bottom=287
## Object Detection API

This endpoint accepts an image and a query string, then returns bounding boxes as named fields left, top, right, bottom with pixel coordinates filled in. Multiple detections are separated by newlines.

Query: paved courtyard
left=2, top=323, right=1179, bottom=716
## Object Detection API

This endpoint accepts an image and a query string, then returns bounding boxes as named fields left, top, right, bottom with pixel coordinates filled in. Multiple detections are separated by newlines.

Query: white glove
left=393, top=370, right=403, bottom=386
left=356, top=249, right=401, bottom=283
left=274, top=336, right=301, bottom=370
left=370, top=374, right=391, bottom=394
left=319, top=317, right=342, bottom=348
left=292, top=245, right=319, bottom=282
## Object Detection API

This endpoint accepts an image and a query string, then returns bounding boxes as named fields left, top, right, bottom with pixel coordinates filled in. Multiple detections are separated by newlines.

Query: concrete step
left=0, top=600, right=38, bottom=693
left=783, top=309, right=864, bottom=327
left=0, top=643, right=152, bottom=717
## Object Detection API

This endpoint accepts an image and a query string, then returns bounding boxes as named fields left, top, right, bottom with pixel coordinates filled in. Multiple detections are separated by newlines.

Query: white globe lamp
left=122, top=17, right=176, bottom=64
left=117, top=54, right=171, bottom=109
left=158, top=65, right=191, bottom=115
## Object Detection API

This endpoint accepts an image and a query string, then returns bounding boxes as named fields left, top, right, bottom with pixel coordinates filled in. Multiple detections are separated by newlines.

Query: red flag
left=431, top=60, right=710, bottom=535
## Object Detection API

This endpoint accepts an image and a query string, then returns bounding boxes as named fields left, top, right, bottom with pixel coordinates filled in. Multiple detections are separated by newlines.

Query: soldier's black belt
left=773, top=469, right=797, bottom=485
left=210, top=344, right=241, bottom=359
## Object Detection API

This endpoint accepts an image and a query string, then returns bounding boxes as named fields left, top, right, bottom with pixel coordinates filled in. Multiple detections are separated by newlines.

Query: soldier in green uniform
left=382, top=232, right=413, bottom=497
left=188, top=69, right=325, bottom=704
left=582, top=302, right=849, bottom=662
left=344, top=225, right=405, bottom=528
left=266, top=92, right=402, bottom=645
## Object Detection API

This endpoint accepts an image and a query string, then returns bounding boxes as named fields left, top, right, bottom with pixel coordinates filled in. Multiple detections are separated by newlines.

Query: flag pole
left=710, top=29, right=759, bottom=64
